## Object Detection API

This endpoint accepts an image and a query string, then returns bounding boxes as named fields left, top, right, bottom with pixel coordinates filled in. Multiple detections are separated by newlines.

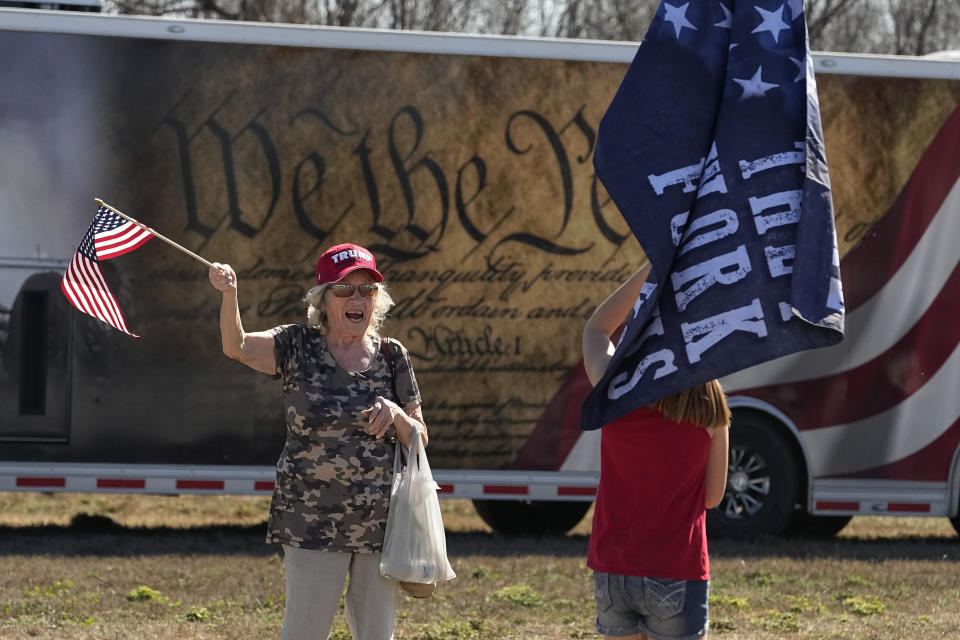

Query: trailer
left=2, top=8, right=960, bottom=537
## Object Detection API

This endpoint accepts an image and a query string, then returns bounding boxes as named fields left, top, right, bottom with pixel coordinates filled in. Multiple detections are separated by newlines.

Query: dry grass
left=0, top=493, right=957, bottom=639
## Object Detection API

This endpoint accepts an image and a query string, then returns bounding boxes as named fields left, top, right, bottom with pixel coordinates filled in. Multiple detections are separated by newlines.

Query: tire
left=706, top=412, right=800, bottom=538
left=471, top=499, right=592, bottom=536
left=785, top=510, right=852, bottom=538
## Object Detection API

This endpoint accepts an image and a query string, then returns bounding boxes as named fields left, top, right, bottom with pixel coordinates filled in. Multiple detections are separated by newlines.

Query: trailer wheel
left=785, top=511, right=852, bottom=538
left=471, top=500, right=592, bottom=536
left=706, top=412, right=799, bottom=538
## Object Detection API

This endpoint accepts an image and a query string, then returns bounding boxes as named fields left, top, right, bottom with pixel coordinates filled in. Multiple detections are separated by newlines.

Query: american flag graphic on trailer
left=513, top=101, right=960, bottom=485
left=61, top=205, right=153, bottom=337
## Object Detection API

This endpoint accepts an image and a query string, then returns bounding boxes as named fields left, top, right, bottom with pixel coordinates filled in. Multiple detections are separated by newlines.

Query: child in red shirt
left=582, top=264, right=730, bottom=640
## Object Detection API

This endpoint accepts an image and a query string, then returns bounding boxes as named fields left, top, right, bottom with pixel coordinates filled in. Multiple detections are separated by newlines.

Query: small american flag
left=61, top=205, right=154, bottom=337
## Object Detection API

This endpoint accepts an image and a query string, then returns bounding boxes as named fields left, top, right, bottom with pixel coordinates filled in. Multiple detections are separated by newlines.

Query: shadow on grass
left=445, top=531, right=959, bottom=562
left=708, top=532, right=960, bottom=562
left=0, top=514, right=594, bottom=558
left=0, top=514, right=956, bottom=560
left=0, top=513, right=275, bottom=557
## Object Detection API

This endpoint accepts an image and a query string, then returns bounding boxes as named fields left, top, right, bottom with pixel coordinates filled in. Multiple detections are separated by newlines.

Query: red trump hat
left=316, top=243, right=383, bottom=286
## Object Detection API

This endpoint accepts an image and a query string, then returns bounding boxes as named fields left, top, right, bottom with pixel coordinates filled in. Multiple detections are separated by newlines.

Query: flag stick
left=94, top=198, right=216, bottom=269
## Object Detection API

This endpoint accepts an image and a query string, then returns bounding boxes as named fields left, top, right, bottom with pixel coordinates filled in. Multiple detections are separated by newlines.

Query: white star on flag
left=752, top=5, right=791, bottom=43
left=733, top=65, right=778, bottom=100
left=787, top=0, right=803, bottom=21
left=715, top=3, right=733, bottom=29
left=663, top=2, right=697, bottom=38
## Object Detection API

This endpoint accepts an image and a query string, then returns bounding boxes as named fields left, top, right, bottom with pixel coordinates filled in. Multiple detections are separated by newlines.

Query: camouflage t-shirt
left=267, top=323, right=421, bottom=552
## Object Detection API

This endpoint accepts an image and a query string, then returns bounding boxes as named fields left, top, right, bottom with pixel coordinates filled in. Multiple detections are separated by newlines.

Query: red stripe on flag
left=86, top=259, right=136, bottom=336
left=254, top=481, right=275, bottom=491
left=732, top=256, right=960, bottom=430
left=63, top=258, right=97, bottom=318
left=830, top=418, right=960, bottom=482
left=66, top=256, right=120, bottom=332
left=728, top=108, right=960, bottom=433
left=96, top=221, right=141, bottom=246
left=69, top=254, right=120, bottom=330
left=75, top=256, right=121, bottom=330
left=437, top=484, right=454, bottom=494
left=96, top=222, right=152, bottom=260
left=17, top=477, right=65, bottom=488
left=61, top=274, right=89, bottom=318
left=62, top=206, right=150, bottom=337
left=98, top=231, right=151, bottom=260
left=78, top=255, right=129, bottom=333
left=483, top=485, right=528, bottom=495
left=840, top=106, right=960, bottom=312
left=176, top=480, right=224, bottom=490
left=97, top=478, right=146, bottom=489
left=96, top=221, right=142, bottom=244
left=64, top=252, right=138, bottom=336
left=816, top=501, right=859, bottom=511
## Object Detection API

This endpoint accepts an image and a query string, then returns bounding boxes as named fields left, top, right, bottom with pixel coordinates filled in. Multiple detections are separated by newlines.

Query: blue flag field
left=581, top=0, right=845, bottom=430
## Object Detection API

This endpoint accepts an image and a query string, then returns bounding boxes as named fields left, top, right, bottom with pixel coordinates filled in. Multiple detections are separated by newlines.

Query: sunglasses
left=329, top=283, right=379, bottom=298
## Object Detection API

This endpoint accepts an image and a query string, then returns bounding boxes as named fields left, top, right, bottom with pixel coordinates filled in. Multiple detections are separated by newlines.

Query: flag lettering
left=671, top=245, right=752, bottom=313
left=681, top=298, right=768, bottom=364
left=749, top=190, right=803, bottom=235
left=647, top=158, right=706, bottom=196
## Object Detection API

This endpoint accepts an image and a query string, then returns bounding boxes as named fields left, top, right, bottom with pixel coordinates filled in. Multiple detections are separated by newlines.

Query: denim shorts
left=594, top=572, right=709, bottom=640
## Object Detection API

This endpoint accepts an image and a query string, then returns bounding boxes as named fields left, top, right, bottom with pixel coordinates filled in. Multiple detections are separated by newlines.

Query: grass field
left=0, top=493, right=958, bottom=639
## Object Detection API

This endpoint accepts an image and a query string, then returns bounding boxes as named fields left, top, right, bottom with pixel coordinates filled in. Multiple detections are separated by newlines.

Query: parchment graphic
left=1, top=30, right=958, bottom=467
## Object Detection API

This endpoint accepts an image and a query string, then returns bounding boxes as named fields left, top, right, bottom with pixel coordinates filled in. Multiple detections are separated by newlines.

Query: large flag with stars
left=580, top=0, right=845, bottom=430
left=61, top=205, right=154, bottom=337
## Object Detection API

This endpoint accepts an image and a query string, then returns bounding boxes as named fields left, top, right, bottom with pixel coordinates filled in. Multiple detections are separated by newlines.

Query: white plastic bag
left=380, top=431, right=456, bottom=584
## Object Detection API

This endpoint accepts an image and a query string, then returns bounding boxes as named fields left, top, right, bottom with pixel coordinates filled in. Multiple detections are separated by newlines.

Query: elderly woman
left=209, top=242, right=426, bottom=640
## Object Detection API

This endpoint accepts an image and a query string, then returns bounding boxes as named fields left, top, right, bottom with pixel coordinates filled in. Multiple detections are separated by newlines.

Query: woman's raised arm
left=209, top=263, right=277, bottom=376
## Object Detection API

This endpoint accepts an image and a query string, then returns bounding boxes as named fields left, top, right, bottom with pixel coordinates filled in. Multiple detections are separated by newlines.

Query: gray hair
left=304, top=282, right=394, bottom=337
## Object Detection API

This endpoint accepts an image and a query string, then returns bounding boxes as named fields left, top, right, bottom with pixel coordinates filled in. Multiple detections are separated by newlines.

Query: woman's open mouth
left=345, top=310, right=365, bottom=322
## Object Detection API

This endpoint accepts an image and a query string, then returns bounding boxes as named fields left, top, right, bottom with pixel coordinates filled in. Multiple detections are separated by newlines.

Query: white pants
left=280, top=545, right=399, bottom=640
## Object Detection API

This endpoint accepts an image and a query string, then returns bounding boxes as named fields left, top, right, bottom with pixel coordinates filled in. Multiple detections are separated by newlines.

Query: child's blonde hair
left=650, top=379, right=730, bottom=429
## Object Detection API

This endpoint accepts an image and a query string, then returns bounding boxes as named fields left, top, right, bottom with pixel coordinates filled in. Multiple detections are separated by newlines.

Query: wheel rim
left=721, top=445, right=772, bottom=519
